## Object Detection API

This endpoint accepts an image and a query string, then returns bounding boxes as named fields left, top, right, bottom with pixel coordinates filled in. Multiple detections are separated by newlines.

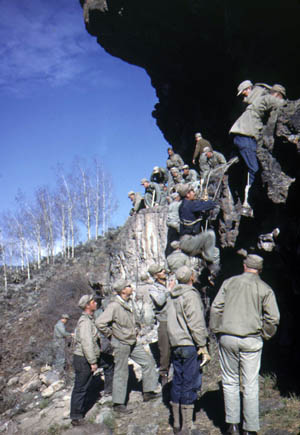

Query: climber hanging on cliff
left=230, top=80, right=286, bottom=217
left=141, top=178, right=161, bottom=208
left=128, top=191, right=145, bottom=215
left=176, top=183, right=220, bottom=285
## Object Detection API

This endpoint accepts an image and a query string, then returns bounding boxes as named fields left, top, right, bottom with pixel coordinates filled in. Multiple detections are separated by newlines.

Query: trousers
left=70, top=355, right=93, bottom=420
left=180, top=230, right=219, bottom=263
left=171, top=346, right=202, bottom=405
left=111, top=339, right=158, bottom=404
left=219, top=334, right=263, bottom=431
left=233, top=135, right=259, bottom=184
left=158, top=321, right=171, bottom=376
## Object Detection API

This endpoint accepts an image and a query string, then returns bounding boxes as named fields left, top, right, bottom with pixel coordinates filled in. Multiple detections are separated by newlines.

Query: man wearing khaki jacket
left=167, top=266, right=210, bottom=434
left=210, top=254, right=280, bottom=435
left=70, top=294, right=100, bottom=426
left=96, top=279, right=160, bottom=414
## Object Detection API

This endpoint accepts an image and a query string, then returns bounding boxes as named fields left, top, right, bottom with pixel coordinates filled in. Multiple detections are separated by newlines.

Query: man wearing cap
left=167, top=191, right=181, bottom=234
left=230, top=80, right=286, bottom=216
left=169, top=167, right=183, bottom=192
left=182, top=164, right=200, bottom=190
left=53, top=314, right=73, bottom=373
left=177, top=183, right=220, bottom=284
left=148, top=264, right=172, bottom=386
left=128, top=191, right=145, bottom=216
left=199, top=148, right=227, bottom=184
left=166, top=240, right=191, bottom=273
left=70, top=295, right=99, bottom=426
left=150, top=166, right=169, bottom=185
left=167, top=266, right=210, bottom=434
left=135, top=273, right=155, bottom=326
left=166, top=147, right=184, bottom=171
left=95, top=279, right=160, bottom=413
left=192, top=132, right=213, bottom=167
left=141, top=179, right=162, bottom=208
left=210, top=255, right=280, bottom=435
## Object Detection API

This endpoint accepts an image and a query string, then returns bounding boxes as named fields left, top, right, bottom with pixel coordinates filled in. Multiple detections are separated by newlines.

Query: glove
left=197, top=346, right=211, bottom=367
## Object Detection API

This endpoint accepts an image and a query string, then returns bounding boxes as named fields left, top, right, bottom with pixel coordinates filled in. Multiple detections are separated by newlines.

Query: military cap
left=195, top=132, right=202, bottom=138
left=170, top=240, right=180, bottom=249
left=148, top=264, right=164, bottom=276
left=176, top=183, right=192, bottom=198
left=171, top=167, right=179, bottom=174
left=271, top=84, right=286, bottom=97
left=171, top=192, right=180, bottom=200
left=203, top=147, right=211, bottom=153
left=113, top=279, right=131, bottom=294
left=140, top=272, right=149, bottom=282
left=78, top=294, right=94, bottom=309
left=237, top=80, right=253, bottom=96
left=244, top=254, right=263, bottom=270
left=61, top=313, right=70, bottom=319
left=128, top=190, right=135, bottom=197
left=141, top=178, right=148, bottom=184
left=176, top=266, right=193, bottom=283
left=153, top=166, right=160, bottom=173
left=182, top=164, right=189, bottom=170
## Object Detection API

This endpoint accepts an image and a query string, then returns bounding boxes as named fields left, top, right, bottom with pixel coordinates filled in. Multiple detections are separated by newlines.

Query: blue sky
left=0, top=0, right=168, bottom=229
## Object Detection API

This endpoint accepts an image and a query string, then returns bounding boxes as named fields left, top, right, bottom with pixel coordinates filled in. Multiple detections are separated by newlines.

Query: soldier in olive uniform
left=166, top=147, right=184, bottom=171
left=70, top=295, right=100, bottom=426
left=53, top=314, right=73, bottom=373
left=141, top=179, right=161, bottom=207
left=128, top=191, right=145, bottom=215
left=166, top=240, right=191, bottom=274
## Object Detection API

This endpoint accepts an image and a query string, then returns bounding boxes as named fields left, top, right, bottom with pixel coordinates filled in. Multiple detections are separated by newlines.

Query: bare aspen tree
left=76, top=159, right=93, bottom=241
left=61, top=175, right=76, bottom=258
left=53, top=189, right=67, bottom=258
left=91, top=157, right=104, bottom=239
left=0, top=232, right=8, bottom=293
left=35, top=188, right=56, bottom=263
left=100, top=171, right=118, bottom=235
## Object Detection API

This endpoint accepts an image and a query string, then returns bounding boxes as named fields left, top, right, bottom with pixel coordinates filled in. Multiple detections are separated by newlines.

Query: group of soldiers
left=55, top=254, right=280, bottom=434
left=53, top=80, right=284, bottom=434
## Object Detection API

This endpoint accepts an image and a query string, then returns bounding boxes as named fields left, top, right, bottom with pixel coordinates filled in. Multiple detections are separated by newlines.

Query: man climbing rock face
left=230, top=80, right=286, bottom=217
left=166, top=147, right=184, bottom=171
left=141, top=178, right=161, bottom=207
left=192, top=132, right=213, bottom=167
left=128, top=190, right=145, bottom=215
left=177, top=183, right=220, bottom=284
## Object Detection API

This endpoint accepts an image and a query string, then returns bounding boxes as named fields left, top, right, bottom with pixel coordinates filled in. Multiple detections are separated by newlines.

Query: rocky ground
left=1, top=216, right=300, bottom=434
left=0, top=341, right=299, bottom=434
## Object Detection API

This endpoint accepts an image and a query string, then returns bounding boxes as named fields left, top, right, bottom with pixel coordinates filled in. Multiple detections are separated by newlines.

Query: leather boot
left=170, top=402, right=181, bottom=434
left=181, top=404, right=194, bottom=434
left=225, top=424, right=240, bottom=434
left=242, top=431, right=257, bottom=435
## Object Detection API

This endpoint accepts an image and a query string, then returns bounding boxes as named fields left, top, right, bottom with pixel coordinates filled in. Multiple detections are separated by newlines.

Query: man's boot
left=181, top=404, right=194, bottom=434
left=225, top=423, right=240, bottom=434
left=160, top=373, right=168, bottom=387
left=170, top=402, right=181, bottom=434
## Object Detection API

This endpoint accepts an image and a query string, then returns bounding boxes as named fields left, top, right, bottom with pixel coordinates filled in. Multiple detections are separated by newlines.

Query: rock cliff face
left=79, top=0, right=300, bottom=381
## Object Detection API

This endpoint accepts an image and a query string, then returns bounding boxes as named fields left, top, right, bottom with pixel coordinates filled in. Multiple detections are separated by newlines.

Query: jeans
left=111, top=339, right=158, bottom=404
left=219, top=335, right=263, bottom=431
left=233, top=135, right=259, bottom=184
left=171, top=346, right=202, bottom=405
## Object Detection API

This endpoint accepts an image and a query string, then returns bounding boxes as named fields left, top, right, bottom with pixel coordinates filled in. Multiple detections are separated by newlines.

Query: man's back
left=210, top=272, right=280, bottom=338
